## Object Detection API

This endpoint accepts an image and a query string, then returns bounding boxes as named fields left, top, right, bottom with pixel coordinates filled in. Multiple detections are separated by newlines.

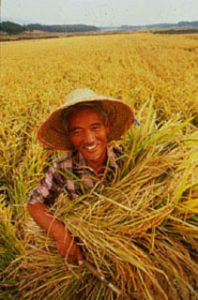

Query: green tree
left=0, top=21, right=26, bottom=34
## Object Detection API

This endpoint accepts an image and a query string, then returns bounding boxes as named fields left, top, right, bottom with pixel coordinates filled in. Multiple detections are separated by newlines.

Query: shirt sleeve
left=27, top=162, right=66, bottom=206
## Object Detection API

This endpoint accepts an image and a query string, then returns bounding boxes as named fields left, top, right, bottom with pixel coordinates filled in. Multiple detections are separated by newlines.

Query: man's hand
left=27, top=203, right=83, bottom=264
left=54, top=223, right=83, bottom=264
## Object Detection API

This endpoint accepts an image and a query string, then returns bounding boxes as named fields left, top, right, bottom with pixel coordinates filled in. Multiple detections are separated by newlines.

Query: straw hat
left=37, top=88, right=135, bottom=151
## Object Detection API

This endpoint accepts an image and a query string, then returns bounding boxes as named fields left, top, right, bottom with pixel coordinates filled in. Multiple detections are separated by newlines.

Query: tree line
left=0, top=21, right=99, bottom=35
left=1, top=20, right=197, bottom=35
left=26, top=23, right=99, bottom=32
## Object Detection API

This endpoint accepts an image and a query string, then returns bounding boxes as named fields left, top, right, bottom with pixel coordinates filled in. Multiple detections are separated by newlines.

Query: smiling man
left=27, top=88, right=134, bottom=264
left=67, top=106, right=110, bottom=173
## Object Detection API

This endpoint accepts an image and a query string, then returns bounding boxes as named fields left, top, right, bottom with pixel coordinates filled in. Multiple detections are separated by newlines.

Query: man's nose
left=84, top=130, right=95, bottom=144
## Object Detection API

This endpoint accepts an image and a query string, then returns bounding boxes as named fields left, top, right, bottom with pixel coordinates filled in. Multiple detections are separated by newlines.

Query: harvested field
left=0, top=33, right=198, bottom=300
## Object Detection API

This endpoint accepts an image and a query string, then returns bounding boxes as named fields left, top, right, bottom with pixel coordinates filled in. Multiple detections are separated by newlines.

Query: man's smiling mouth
left=84, top=144, right=99, bottom=151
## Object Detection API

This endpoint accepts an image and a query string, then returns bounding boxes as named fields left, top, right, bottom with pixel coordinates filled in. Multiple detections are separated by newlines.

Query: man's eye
left=71, top=130, right=81, bottom=136
left=74, top=130, right=81, bottom=135
left=92, top=125, right=100, bottom=130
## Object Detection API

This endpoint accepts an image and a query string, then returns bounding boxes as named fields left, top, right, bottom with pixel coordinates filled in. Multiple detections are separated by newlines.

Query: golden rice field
left=0, top=33, right=198, bottom=300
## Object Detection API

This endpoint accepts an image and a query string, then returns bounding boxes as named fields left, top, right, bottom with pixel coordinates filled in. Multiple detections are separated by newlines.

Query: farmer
left=27, top=88, right=135, bottom=265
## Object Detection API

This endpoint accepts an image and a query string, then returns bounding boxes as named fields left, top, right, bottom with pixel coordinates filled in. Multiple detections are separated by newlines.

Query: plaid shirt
left=27, top=145, right=124, bottom=206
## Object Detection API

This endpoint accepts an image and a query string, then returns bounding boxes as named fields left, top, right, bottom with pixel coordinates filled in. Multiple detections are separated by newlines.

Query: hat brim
left=37, top=98, right=134, bottom=151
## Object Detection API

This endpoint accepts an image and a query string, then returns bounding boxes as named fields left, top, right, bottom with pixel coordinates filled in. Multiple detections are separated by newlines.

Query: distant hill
left=119, top=21, right=198, bottom=31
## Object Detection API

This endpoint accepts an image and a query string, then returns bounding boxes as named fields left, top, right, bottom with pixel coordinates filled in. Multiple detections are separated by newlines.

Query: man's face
left=67, top=108, right=110, bottom=172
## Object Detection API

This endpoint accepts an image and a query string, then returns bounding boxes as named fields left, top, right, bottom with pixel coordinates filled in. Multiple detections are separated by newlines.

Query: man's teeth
left=85, top=144, right=97, bottom=150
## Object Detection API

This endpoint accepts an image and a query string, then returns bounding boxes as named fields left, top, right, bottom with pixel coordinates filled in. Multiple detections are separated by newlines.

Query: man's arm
left=27, top=160, right=83, bottom=263
left=27, top=203, right=83, bottom=263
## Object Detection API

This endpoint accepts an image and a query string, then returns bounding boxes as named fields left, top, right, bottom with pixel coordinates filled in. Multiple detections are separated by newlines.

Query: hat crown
left=65, top=88, right=99, bottom=105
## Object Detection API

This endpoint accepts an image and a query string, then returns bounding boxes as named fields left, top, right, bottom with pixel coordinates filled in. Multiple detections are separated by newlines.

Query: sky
left=1, top=0, right=198, bottom=27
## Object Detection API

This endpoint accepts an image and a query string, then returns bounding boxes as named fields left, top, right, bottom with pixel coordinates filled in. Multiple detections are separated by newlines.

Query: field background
left=0, top=33, right=198, bottom=299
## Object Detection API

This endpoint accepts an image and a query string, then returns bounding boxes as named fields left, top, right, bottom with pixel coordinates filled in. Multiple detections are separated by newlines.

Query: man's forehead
left=67, top=107, right=104, bottom=123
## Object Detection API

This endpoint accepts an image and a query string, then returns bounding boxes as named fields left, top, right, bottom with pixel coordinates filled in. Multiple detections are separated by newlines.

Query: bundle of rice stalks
left=3, top=104, right=198, bottom=300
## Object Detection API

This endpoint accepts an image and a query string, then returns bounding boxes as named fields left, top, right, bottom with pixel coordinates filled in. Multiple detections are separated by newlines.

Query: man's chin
left=83, top=151, right=105, bottom=165
left=81, top=147, right=100, bottom=159
left=84, top=154, right=100, bottom=163
left=80, top=146, right=107, bottom=167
